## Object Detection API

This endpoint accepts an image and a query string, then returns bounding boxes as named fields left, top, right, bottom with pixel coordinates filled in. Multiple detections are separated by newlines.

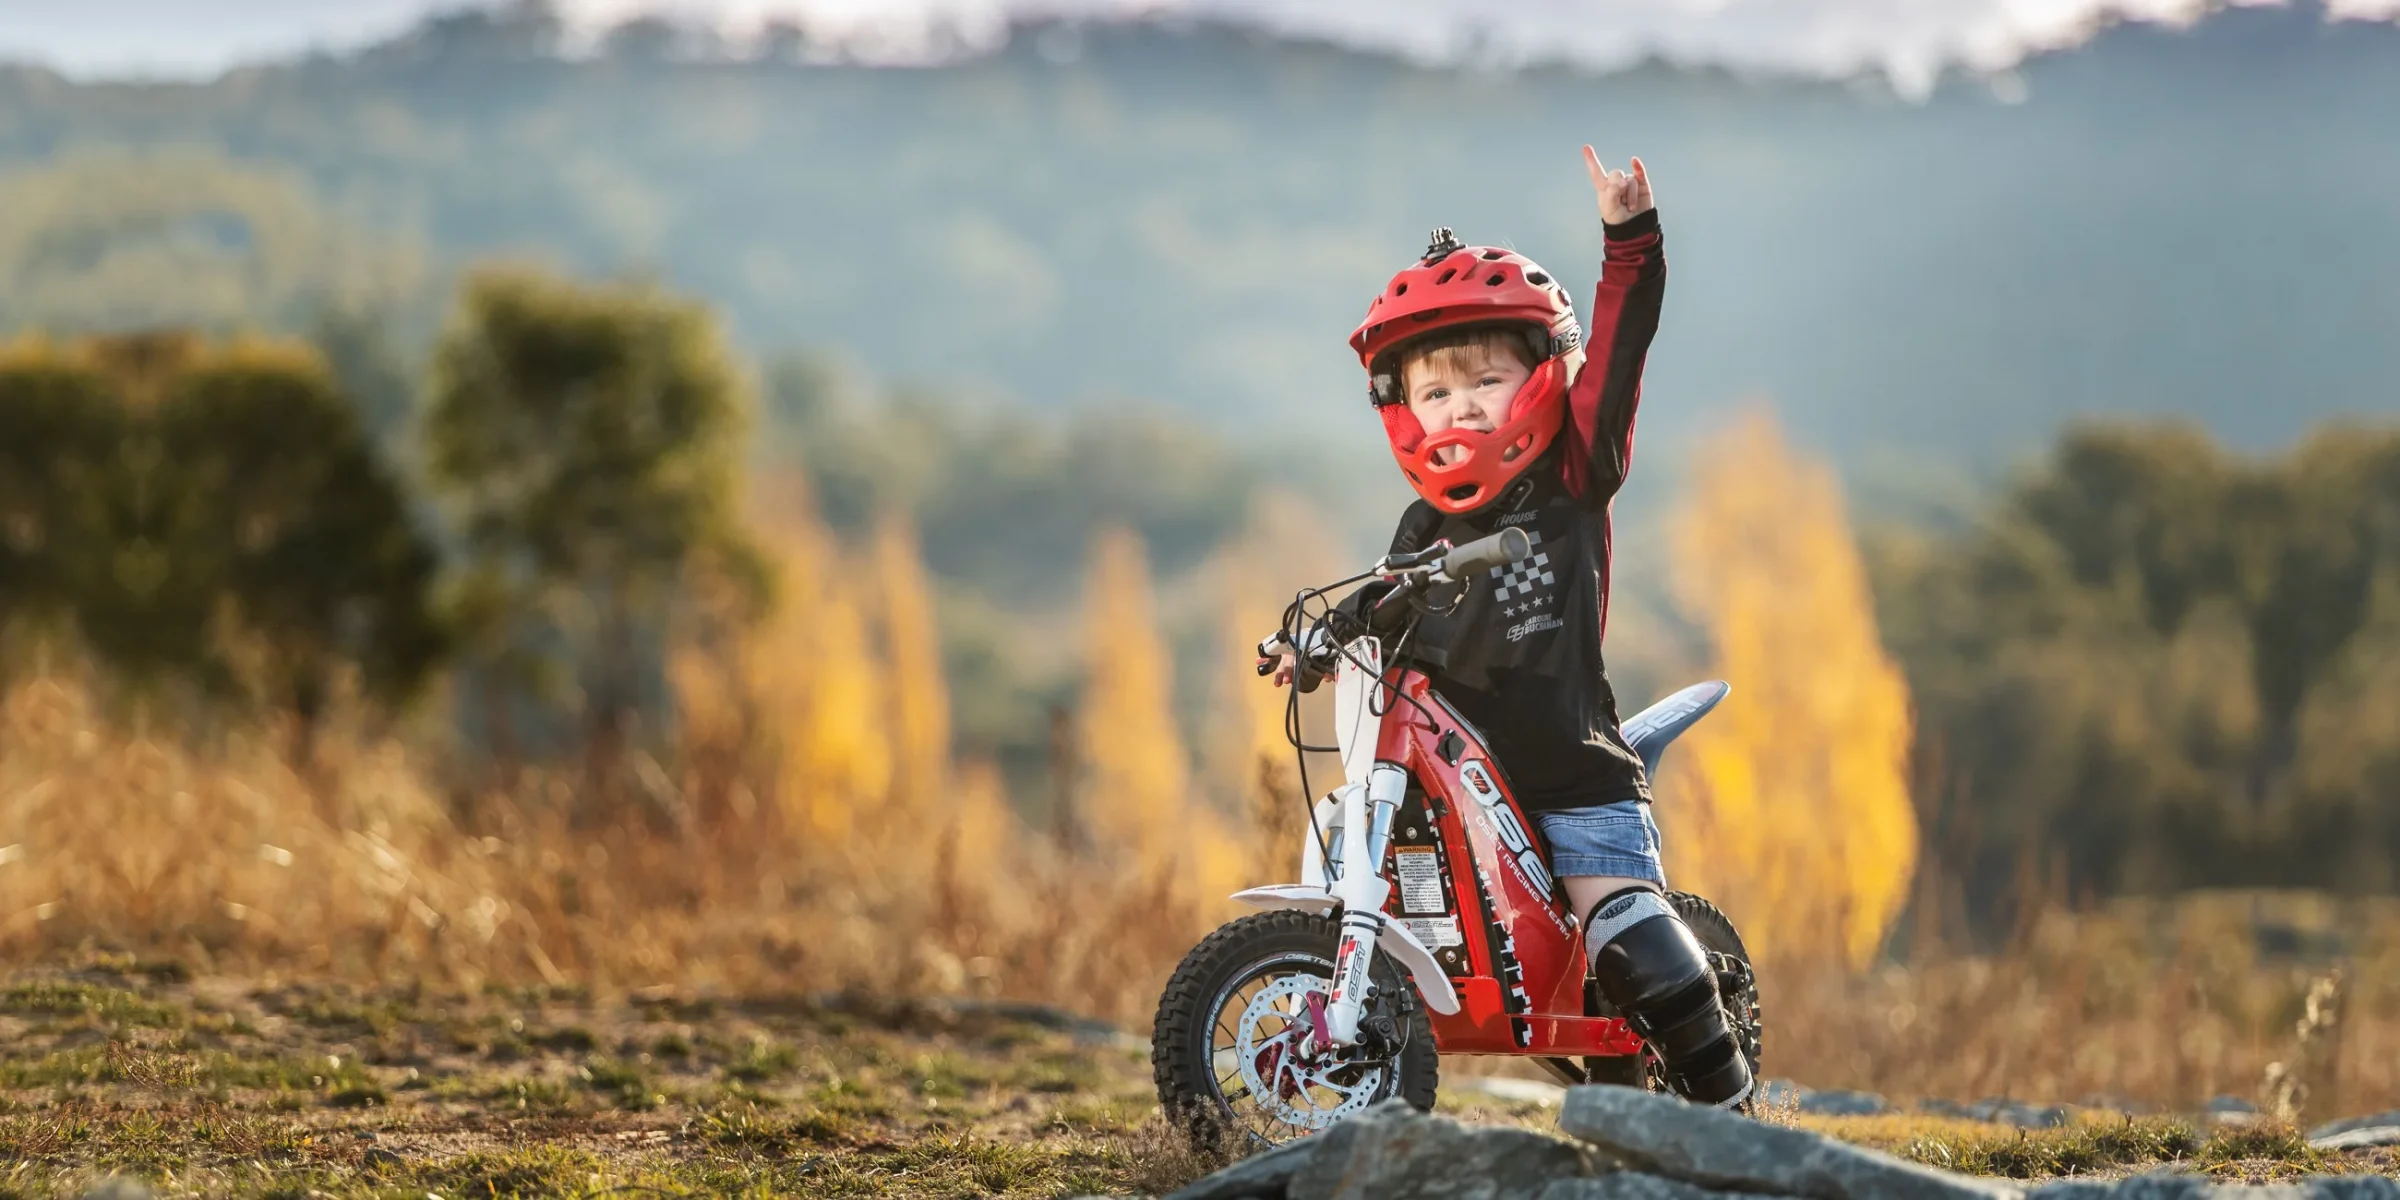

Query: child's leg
left=1536, top=802, right=1751, bottom=1109
left=1564, top=874, right=1657, bottom=920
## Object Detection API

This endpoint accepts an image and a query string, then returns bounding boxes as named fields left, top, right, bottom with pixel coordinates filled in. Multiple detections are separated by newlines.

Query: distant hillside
left=0, top=2, right=2396, bottom=483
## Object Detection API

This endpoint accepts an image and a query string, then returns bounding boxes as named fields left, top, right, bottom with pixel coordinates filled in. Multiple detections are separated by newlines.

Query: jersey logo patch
left=1490, top=529, right=1558, bottom=630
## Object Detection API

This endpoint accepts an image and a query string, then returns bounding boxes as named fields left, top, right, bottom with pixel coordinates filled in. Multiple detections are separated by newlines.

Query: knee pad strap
left=1582, top=887, right=1674, bottom=959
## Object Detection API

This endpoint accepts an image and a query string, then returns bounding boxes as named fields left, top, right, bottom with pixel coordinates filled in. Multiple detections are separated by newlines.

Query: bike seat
left=1620, top=680, right=1730, bottom=780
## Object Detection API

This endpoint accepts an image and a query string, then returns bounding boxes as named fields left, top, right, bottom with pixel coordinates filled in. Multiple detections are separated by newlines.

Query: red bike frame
left=1367, top=669, right=1645, bottom=1061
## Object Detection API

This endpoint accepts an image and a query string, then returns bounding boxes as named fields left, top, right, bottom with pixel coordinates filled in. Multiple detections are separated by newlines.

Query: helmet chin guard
left=1352, top=229, right=1584, bottom=515
left=1380, top=356, right=1568, bottom=515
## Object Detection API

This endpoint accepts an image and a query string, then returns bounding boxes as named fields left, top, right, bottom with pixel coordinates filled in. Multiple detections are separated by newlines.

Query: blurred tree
left=0, top=332, right=441, bottom=752
left=424, top=267, right=758, bottom=803
left=1873, top=420, right=2400, bottom=918
left=0, top=339, right=124, bottom=667
left=752, top=19, right=810, bottom=64
left=368, top=0, right=563, bottom=63
left=761, top=353, right=1257, bottom=609
left=310, top=305, right=419, bottom=454
left=1666, top=412, right=1918, bottom=967
left=1073, top=524, right=1245, bottom=899
left=0, top=151, right=430, bottom=337
left=602, top=16, right=694, bottom=64
left=162, top=341, right=445, bottom=762
left=75, top=333, right=228, bottom=691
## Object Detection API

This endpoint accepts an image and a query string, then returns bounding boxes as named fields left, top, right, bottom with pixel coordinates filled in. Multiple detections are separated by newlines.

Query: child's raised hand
left=1583, top=147, right=1654, bottom=225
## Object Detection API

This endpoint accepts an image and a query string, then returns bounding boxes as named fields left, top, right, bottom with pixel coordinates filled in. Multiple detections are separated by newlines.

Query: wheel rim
left=1202, top=952, right=1390, bottom=1145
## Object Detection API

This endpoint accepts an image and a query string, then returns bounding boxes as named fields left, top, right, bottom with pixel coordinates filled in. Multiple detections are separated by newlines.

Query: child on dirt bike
left=1269, top=149, right=1753, bottom=1110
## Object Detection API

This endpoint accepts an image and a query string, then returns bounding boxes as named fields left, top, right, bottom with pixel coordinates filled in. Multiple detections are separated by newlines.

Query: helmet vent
left=1485, top=273, right=1505, bottom=286
left=1436, top=268, right=1456, bottom=285
left=1526, top=272, right=1549, bottom=286
left=1482, top=249, right=1505, bottom=260
left=1394, top=282, right=1408, bottom=296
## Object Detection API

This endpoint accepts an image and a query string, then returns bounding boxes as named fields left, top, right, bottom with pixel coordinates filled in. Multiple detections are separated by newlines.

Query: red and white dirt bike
left=1152, top=528, right=1762, bottom=1146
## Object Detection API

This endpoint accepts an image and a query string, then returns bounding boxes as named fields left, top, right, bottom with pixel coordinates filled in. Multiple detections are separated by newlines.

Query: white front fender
left=1229, top=885, right=1461, bottom=1016
left=1231, top=884, right=1338, bottom=915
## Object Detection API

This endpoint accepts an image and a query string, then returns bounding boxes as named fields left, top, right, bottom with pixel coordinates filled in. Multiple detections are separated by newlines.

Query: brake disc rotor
left=1232, top=974, right=1385, bottom=1132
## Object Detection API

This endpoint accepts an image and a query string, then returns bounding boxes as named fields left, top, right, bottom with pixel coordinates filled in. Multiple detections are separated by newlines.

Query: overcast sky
left=7, top=0, right=2398, bottom=91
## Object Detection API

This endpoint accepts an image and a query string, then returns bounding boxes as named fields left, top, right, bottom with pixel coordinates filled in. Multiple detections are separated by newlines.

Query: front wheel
left=1152, top=909, right=1438, bottom=1150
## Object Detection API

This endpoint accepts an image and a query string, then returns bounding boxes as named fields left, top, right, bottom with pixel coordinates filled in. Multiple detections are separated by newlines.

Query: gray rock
left=2029, top=1175, right=2301, bottom=1200
left=1972, top=1099, right=2073, bottom=1129
left=1290, top=1100, right=1596, bottom=1200
left=2203, top=1187, right=2308, bottom=1200
left=2311, top=1109, right=2400, bottom=1141
left=1537, top=1172, right=1779, bottom=1200
left=1166, top=1120, right=1351, bottom=1200
left=1796, top=1090, right=1888, bottom=1116
left=2310, top=1178, right=2400, bottom=1199
left=1920, top=1097, right=2073, bottom=1128
left=2312, top=1124, right=2400, bottom=1152
left=1560, top=1085, right=2021, bottom=1200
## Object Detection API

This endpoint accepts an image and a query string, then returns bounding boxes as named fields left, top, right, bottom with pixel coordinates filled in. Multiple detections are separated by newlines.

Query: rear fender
left=1229, top=885, right=1461, bottom=1016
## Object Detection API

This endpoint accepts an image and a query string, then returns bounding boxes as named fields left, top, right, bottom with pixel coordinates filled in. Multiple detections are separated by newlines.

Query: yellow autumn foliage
left=1664, top=410, right=1918, bottom=968
left=874, top=515, right=951, bottom=812
left=713, top=482, right=892, bottom=841
left=1208, top=489, right=1344, bottom=879
left=1076, top=524, right=1249, bottom=904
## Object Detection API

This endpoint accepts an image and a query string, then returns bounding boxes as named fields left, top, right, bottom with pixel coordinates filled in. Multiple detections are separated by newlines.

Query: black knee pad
left=1584, top=889, right=1753, bottom=1108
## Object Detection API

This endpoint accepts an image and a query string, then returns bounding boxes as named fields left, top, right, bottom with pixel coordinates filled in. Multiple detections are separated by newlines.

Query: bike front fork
left=1323, top=764, right=1407, bottom=1048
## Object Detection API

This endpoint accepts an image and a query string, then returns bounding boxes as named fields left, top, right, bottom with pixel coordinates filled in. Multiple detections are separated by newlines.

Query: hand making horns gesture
left=1583, top=147, right=1654, bottom=226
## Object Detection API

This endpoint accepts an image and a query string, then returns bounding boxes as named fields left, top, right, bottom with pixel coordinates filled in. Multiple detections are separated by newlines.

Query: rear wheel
left=1152, top=910, right=1438, bottom=1150
left=1583, top=891, right=1762, bottom=1093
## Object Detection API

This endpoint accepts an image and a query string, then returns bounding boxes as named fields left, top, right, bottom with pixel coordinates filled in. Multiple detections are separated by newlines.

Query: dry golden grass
left=1765, top=891, right=2400, bottom=1121
left=9, top=660, right=2400, bottom=1136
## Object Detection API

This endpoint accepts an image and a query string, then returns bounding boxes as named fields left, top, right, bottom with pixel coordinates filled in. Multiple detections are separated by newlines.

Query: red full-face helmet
left=1351, top=228, right=1585, bottom=515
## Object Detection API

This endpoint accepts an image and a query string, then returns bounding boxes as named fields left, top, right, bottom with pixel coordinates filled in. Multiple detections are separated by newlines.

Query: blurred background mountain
left=4, top=1, right=2396, bottom=491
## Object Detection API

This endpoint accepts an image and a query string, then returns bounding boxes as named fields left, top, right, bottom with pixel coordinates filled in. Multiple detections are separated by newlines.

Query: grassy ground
left=1, top=960, right=2391, bottom=1199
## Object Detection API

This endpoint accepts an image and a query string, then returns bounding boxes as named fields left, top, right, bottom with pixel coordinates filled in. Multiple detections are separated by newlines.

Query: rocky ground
left=1, top=959, right=2392, bottom=1197
left=1148, top=1092, right=2400, bottom=1200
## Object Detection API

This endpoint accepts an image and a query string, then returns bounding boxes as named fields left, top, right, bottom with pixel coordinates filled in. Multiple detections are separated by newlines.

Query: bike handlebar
left=1257, top=527, right=1533, bottom=686
left=1440, top=527, right=1531, bottom=581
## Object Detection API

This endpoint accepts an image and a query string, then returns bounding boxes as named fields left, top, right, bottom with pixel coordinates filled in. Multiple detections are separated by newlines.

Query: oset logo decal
left=1456, top=761, right=1555, bottom=898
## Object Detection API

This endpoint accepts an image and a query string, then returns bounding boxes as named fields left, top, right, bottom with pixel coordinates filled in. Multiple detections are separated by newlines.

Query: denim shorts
left=1535, top=800, right=1667, bottom=887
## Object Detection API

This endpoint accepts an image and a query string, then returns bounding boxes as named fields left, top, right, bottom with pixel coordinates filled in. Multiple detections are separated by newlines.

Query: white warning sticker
left=1394, top=849, right=1445, bottom=915
left=1402, top=917, right=1464, bottom=948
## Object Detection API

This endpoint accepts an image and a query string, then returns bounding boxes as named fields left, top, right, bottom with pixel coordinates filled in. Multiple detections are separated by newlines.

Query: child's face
left=1403, top=344, right=1532, bottom=466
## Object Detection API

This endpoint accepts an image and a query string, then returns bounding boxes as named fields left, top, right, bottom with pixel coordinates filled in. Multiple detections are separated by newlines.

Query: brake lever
left=1374, top=540, right=1450, bottom=575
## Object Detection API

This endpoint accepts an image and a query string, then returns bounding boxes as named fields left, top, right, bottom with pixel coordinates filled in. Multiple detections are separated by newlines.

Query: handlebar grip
left=1441, top=526, right=1532, bottom=579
